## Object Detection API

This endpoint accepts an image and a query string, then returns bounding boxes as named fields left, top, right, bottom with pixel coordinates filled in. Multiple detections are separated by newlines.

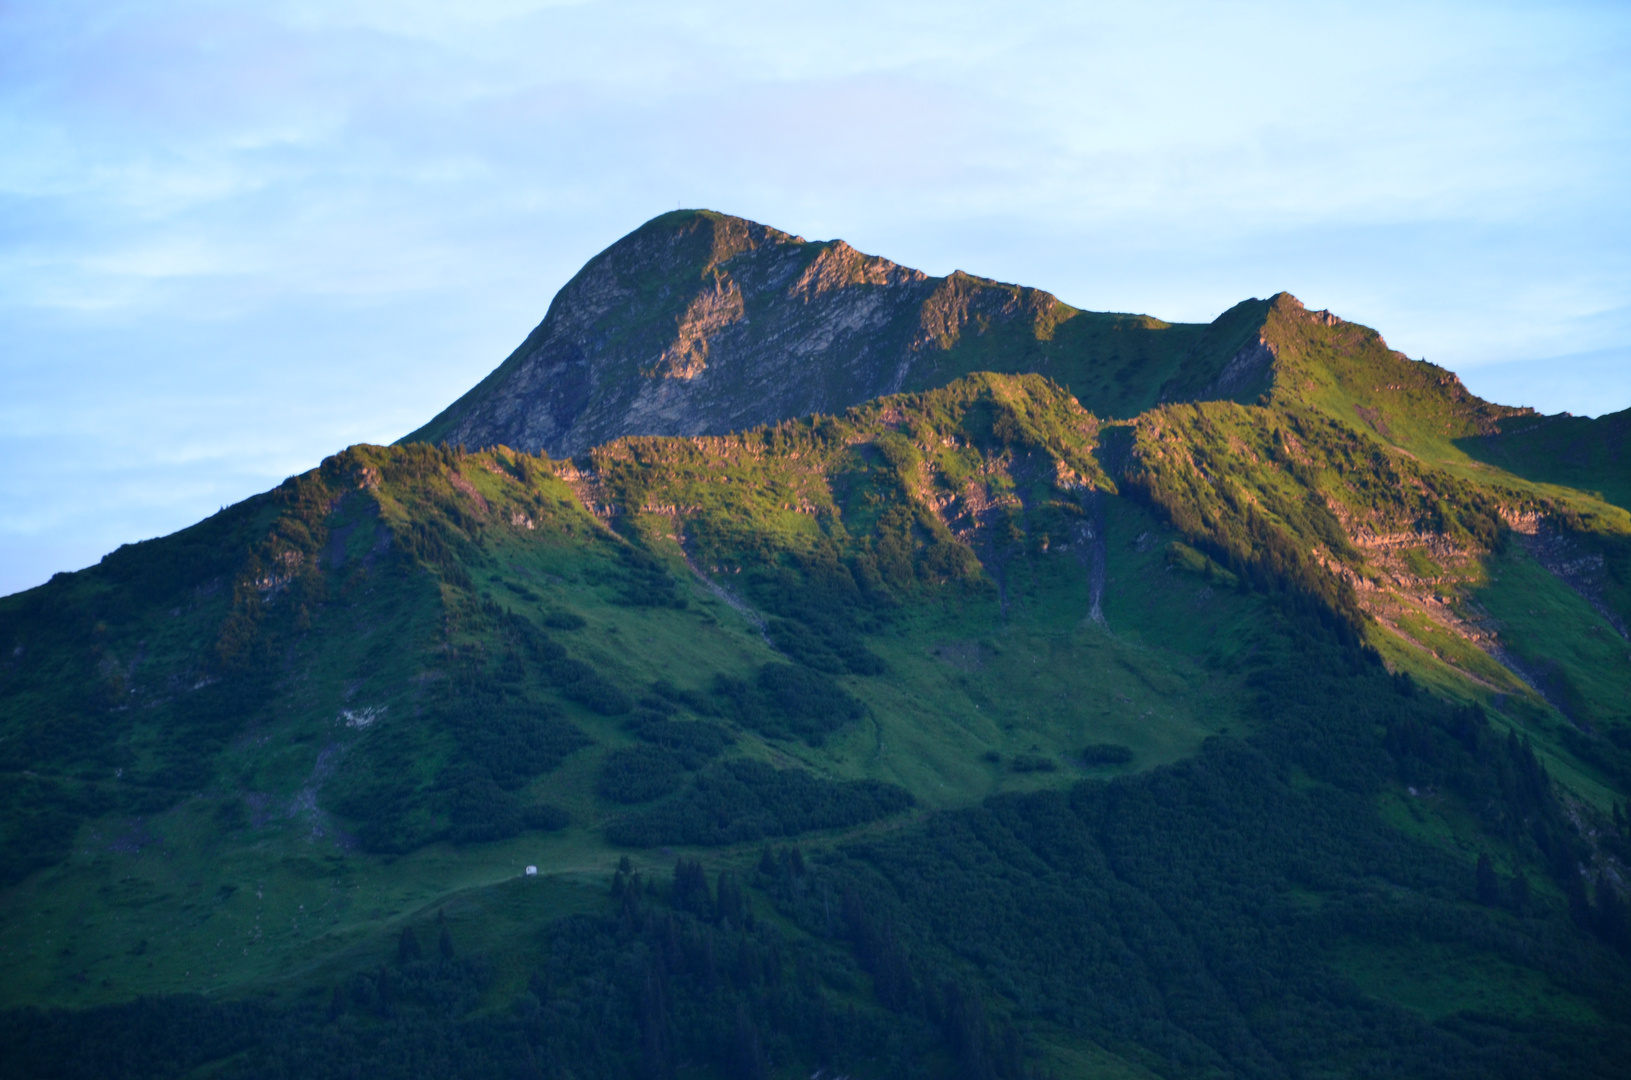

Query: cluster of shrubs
left=596, top=746, right=688, bottom=805
left=978, top=745, right=1132, bottom=773
left=606, top=760, right=914, bottom=847
left=748, top=553, right=890, bottom=675
left=326, top=612, right=597, bottom=853
left=626, top=712, right=733, bottom=764
left=595, top=688, right=737, bottom=805
left=499, top=607, right=632, bottom=715
left=1080, top=742, right=1135, bottom=766
left=581, top=545, right=688, bottom=608
left=711, top=663, right=866, bottom=745
left=594, top=676, right=906, bottom=844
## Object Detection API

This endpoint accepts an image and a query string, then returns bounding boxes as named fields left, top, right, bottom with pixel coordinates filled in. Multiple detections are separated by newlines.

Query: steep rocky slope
left=406, top=210, right=1261, bottom=454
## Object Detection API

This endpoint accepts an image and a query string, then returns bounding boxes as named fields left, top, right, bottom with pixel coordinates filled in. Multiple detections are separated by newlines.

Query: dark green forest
left=5, top=598, right=1629, bottom=1080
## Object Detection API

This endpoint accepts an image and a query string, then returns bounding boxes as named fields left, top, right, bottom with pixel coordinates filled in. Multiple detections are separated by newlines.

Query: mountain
left=405, top=210, right=1270, bottom=455
left=4, top=215, right=1631, bottom=1080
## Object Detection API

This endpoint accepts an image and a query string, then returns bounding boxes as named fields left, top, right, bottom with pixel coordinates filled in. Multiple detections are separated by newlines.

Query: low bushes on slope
left=711, top=663, right=867, bottom=745
left=606, top=760, right=914, bottom=847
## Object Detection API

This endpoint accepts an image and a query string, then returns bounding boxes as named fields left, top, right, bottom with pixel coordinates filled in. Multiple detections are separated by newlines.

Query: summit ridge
left=409, top=209, right=1216, bottom=454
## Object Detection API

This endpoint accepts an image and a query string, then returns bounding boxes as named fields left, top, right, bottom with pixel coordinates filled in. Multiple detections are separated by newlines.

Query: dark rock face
left=405, top=210, right=1181, bottom=455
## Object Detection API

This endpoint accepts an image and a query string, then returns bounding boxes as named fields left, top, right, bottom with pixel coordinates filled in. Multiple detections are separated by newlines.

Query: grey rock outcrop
left=404, top=210, right=1207, bottom=455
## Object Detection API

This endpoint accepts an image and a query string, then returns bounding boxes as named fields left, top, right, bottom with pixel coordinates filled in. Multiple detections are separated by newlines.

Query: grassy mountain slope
left=6, top=367, right=1631, bottom=1077
left=1149, top=293, right=1631, bottom=740
left=0, top=378, right=1261, bottom=1008
left=1459, top=407, right=1631, bottom=512
left=1255, top=293, right=1534, bottom=459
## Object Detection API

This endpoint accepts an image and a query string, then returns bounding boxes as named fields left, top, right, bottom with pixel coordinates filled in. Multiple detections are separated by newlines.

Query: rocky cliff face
left=405, top=210, right=1206, bottom=455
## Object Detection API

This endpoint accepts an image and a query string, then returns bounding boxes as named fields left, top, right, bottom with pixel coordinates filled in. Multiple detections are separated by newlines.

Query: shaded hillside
left=0, top=376, right=1244, bottom=893
left=1460, top=407, right=1631, bottom=512
left=405, top=210, right=1250, bottom=455
left=6, top=370, right=1631, bottom=1077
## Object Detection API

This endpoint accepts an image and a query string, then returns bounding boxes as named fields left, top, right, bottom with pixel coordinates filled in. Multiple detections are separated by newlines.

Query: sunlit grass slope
left=0, top=374, right=1269, bottom=1011
left=4, top=354, right=1631, bottom=1078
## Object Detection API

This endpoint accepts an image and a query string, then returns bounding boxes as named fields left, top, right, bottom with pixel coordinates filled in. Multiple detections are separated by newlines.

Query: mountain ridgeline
left=3, top=211, right=1631, bottom=1080
left=407, top=210, right=1285, bottom=455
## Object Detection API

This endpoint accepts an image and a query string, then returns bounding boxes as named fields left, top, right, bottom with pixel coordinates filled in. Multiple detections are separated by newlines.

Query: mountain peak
left=1253, top=290, right=1535, bottom=455
left=403, top=212, right=1206, bottom=455
left=1268, top=290, right=1331, bottom=318
left=404, top=216, right=1539, bottom=468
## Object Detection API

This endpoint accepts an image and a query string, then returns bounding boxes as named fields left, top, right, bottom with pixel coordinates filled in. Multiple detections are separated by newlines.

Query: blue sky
left=3, top=0, right=1628, bottom=596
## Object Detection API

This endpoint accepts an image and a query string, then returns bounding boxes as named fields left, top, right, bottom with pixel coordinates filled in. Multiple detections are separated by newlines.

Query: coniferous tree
left=437, top=910, right=455, bottom=960
left=640, top=965, right=674, bottom=1080
left=396, top=926, right=421, bottom=965
left=1475, top=853, right=1500, bottom=906
left=717, top=871, right=746, bottom=926
left=1508, top=870, right=1530, bottom=915
left=1594, top=875, right=1629, bottom=954
left=733, top=1003, right=768, bottom=1080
